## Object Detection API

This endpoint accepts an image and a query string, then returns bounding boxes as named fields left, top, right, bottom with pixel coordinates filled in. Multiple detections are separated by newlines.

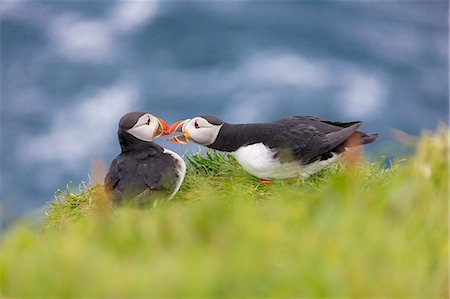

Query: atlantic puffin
left=167, top=115, right=378, bottom=180
left=105, top=112, right=186, bottom=205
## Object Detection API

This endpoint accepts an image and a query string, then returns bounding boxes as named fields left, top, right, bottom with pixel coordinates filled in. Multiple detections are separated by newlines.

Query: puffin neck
left=118, top=129, right=162, bottom=153
left=208, top=123, right=272, bottom=152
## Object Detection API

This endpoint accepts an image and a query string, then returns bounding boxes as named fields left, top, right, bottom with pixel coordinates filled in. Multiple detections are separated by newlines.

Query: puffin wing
left=134, top=155, right=179, bottom=203
left=293, top=116, right=378, bottom=145
left=104, top=158, right=122, bottom=203
left=267, top=120, right=362, bottom=164
left=275, top=116, right=361, bottom=132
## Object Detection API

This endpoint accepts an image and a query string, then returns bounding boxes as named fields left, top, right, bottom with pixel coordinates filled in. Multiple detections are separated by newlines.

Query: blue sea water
left=1, top=1, right=448, bottom=219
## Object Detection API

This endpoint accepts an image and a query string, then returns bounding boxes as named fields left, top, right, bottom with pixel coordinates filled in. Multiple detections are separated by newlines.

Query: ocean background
left=1, top=1, right=448, bottom=220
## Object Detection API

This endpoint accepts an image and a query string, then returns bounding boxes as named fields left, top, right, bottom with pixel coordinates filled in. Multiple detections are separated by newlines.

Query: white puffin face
left=126, top=113, right=167, bottom=142
left=183, top=117, right=223, bottom=145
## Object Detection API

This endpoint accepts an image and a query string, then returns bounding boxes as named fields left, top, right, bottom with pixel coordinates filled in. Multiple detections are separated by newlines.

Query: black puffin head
left=118, top=112, right=169, bottom=152
left=166, top=115, right=224, bottom=145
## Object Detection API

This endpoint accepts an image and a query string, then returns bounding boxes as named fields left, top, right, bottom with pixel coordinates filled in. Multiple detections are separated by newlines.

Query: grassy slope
left=0, top=128, right=448, bottom=298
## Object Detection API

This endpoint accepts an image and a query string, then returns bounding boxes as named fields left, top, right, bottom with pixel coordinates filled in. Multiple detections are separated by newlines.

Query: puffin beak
left=167, top=119, right=190, bottom=134
left=167, top=119, right=190, bottom=144
left=154, top=117, right=169, bottom=138
left=167, top=135, right=189, bottom=144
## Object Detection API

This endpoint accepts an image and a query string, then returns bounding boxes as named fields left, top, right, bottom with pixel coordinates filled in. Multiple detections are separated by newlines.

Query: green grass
left=0, top=127, right=448, bottom=298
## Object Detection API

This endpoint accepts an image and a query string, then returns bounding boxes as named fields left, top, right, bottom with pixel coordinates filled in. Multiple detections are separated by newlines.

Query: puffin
left=104, top=112, right=186, bottom=205
left=167, top=115, right=378, bottom=180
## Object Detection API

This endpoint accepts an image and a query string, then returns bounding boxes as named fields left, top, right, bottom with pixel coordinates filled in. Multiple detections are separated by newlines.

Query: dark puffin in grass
left=105, top=112, right=186, bottom=206
left=167, top=115, right=378, bottom=181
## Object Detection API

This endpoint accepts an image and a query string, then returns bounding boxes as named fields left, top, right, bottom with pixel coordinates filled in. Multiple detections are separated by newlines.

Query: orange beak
left=154, top=117, right=169, bottom=138
left=167, top=135, right=189, bottom=144
left=167, top=119, right=191, bottom=144
left=167, top=119, right=189, bottom=134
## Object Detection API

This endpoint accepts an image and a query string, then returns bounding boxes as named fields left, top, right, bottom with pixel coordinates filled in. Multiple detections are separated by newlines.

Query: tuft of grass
left=0, top=127, right=448, bottom=298
left=186, top=148, right=243, bottom=176
left=44, top=182, right=111, bottom=230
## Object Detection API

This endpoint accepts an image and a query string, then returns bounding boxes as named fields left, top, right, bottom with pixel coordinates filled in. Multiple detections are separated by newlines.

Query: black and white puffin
left=167, top=115, right=378, bottom=180
left=105, top=112, right=186, bottom=205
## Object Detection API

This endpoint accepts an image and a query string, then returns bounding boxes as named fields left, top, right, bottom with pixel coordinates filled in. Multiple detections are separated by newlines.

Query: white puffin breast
left=230, top=143, right=339, bottom=179
left=163, top=148, right=186, bottom=199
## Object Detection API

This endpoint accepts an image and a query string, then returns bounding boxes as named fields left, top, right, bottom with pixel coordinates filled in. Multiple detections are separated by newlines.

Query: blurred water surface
left=1, top=1, right=448, bottom=217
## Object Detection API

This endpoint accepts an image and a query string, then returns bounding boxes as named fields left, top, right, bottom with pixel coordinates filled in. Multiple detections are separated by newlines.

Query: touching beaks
left=154, top=117, right=169, bottom=138
left=167, top=135, right=189, bottom=144
left=167, top=119, right=190, bottom=134
left=167, top=119, right=191, bottom=144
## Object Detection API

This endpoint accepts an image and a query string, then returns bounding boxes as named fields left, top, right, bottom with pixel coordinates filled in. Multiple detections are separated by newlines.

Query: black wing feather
left=105, top=158, right=119, bottom=188
left=104, top=158, right=122, bottom=203
left=276, top=116, right=361, bottom=132
left=105, top=150, right=179, bottom=205
left=138, top=156, right=178, bottom=191
left=267, top=117, right=364, bottom=164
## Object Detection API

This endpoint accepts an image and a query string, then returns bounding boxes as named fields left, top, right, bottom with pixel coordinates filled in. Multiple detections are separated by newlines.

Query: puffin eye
left=146, top=118, right=151, bottom=125
left=194, top=121, right=200, bottom=129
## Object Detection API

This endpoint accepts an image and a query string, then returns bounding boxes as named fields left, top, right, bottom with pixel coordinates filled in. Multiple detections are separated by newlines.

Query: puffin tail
left=357, top=132, right=379, bottom=145
left=325, top=124, right=379, bottom=155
